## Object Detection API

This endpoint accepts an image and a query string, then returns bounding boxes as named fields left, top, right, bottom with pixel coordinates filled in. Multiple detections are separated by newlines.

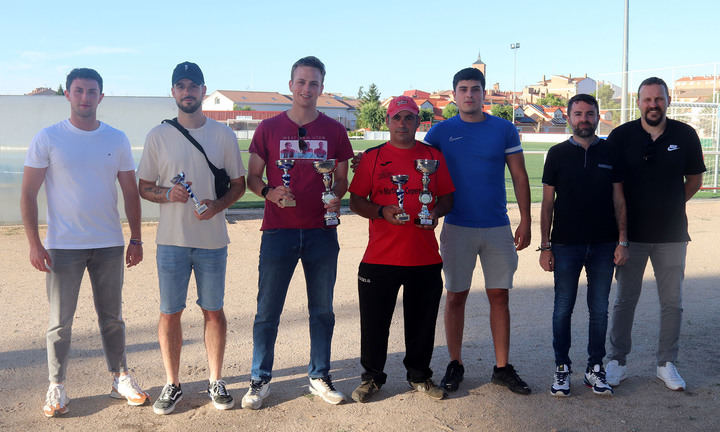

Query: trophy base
left=415, top=216, right=434, bottom=226
left=395, top=213, right=410, bottom=222
left=280, top=198, right=296, bottom=207
left=195, top=204, right=208, bottom=215
left=324, top=217, right=340, bottom=227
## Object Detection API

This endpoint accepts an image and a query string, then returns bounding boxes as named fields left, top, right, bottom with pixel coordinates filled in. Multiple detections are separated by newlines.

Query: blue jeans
left=552, top=242, right=616, bottom=368
left=251, top=228, right=339, bottom=381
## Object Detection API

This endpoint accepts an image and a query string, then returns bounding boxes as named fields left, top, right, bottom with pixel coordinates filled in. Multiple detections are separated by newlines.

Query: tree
left=233, top=104, right=254, bottom=111
left=442, top=104, right=458, bottom=119
left=356, top=83, right=386, bottom=130
left=360, top=83, right=381, bottom=105
left=591, top=84, right=621, bottom=126
left=537, top=94, right=566, bottom=107
left=491, top=104, right=514, bottom=121
left=419, top=108, right=434, bottom=122
left=56, top=84, right=64, bottom=95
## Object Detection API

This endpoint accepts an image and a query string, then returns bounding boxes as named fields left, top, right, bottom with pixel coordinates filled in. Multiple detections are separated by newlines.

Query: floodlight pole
left=620, top=0, right=629, bottom=124
left=511, top=43, right=520, bottom=107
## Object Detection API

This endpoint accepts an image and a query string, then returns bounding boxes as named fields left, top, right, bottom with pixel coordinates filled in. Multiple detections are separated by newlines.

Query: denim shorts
left=156, top=245, right=228, bottom=314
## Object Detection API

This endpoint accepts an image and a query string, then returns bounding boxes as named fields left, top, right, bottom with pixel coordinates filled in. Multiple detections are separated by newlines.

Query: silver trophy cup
left=171, top=171, right=208, bottom=215
left=313, top=159, right=340, bottom=227
left=390, top=174, right=410, bottom=222
left=275, top=159, right=296, bottom=207
left=414, top=159, right=439, bottom=225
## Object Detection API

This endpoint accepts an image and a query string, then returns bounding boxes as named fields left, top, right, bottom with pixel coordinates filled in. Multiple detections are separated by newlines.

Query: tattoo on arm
left=139, top=181, right=170, bottom=203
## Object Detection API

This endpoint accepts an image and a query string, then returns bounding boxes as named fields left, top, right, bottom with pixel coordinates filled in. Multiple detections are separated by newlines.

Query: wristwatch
left=261, top=185, right=272, bottom=198
left=618, top=241, right=629, bottom=247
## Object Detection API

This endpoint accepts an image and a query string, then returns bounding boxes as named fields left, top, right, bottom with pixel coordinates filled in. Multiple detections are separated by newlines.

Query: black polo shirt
left=542, top=138, right=621, bottom=244
left=608, top=118, right=706, bottom=243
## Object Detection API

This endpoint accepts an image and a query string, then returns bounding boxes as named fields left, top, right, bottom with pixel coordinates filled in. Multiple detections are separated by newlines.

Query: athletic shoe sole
left=309, top=385, right=344, bottom=405
left=153, top=394, right=183, bottom=415
left=110, top=387, right=149, bottom=406
left=550, top=387, right=570, bottom=397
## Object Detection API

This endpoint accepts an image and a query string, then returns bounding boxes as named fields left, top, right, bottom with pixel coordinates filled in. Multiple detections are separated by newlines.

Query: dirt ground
left=1, top=200, right=719, bottom=432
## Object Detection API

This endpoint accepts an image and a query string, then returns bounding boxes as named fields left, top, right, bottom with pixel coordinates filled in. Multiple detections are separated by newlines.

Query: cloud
left=21, top=46, right=137, bottom=62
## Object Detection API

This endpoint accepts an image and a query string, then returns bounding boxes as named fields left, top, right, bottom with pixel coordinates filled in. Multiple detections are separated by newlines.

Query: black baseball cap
left=172, top=61, right=204, bottom=85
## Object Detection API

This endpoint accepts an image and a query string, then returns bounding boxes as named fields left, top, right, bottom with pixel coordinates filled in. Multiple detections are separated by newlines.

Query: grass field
left=231, top=140, right=719, bottom=208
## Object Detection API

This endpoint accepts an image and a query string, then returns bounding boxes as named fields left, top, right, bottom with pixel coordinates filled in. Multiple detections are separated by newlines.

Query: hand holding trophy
left=275, top=159, right=296, bottom=207
left=171, top=171, right=208, bottom=215
left=313, top=159, right=340, bottom=226
left=390, top=174, right=410, bottom=222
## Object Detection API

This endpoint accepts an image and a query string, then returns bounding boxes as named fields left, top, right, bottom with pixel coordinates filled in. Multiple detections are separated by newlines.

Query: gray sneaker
left=408, top=379, right=446, bottom=400
left=351, top=379, right=381, bottom=403
left=241, top=379, right=269, bottom=410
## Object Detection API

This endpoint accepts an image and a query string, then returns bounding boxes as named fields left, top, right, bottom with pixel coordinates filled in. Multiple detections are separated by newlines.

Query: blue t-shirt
left=424, top=114, right=522, bottom=228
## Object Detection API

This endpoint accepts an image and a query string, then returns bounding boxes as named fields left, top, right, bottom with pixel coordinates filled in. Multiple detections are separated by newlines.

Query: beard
left=177, top=98, right=201, bottom=114
left=643, top=108, right=665, bottom=126
left=572, top=122, right=596, bottom=137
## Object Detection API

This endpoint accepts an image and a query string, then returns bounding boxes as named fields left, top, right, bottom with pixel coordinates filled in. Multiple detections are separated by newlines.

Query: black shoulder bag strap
left=162, top=117, right=222, bottom=177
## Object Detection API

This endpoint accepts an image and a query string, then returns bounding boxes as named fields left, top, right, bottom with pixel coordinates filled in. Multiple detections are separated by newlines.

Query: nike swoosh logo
left=449, top=136, right=463, bottom=142
left=667, top=145, right=679, bottom=152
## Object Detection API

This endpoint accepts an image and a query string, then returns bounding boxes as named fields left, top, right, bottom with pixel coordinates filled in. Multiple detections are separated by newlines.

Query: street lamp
left=511, top=42, right=520, bottom=109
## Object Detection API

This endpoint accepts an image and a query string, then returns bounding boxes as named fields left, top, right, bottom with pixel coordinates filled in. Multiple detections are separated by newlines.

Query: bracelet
left=129, top=239, right=143, bottom=246
left=618, top=241, right=629, bottom=247
left=166, top=187, right=172, bottom=201
left=377, top=205, right=385, bottom=219
left=536, top=242, right=551, bottom=252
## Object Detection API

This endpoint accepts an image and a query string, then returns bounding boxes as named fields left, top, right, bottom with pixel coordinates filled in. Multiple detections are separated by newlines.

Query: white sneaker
left=550, top=364, right=571, bottom=397
left=309, top=376, right=345, bottom=405
left=241, top=379, right=270, bottom=410
left=605, top=360, right=627, bottom=386
left=111, top=374, right=150, bottom=406
left=657, top=362, right=686, bottom=391
left=43, top=383, right=70, bottom=417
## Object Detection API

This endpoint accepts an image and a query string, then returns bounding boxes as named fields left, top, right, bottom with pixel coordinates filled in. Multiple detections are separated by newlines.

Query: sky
left=1, top=0, right=719, bottom=99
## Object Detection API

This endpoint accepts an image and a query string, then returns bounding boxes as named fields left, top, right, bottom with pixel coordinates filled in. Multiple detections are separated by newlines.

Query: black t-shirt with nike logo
left=608, top=118, right=706, bottom=242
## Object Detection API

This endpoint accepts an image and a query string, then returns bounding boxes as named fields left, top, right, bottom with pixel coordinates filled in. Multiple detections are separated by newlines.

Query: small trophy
left=414, top=159, right=439, bottom=225
left=390, top=174, right=410, bottom=222
left=275, top=159, right=296, bottom=207
left=313, top=159, right=340, bottom=226
left=171, top=171, right=208, bottom=215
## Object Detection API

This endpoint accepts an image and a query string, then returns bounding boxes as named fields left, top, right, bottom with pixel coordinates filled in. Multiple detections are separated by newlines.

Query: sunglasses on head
left=298, top=127, right=307, bottom=151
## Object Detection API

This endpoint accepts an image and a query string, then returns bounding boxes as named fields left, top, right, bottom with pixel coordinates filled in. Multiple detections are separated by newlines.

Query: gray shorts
left=440, top=223, right=518, bottom=292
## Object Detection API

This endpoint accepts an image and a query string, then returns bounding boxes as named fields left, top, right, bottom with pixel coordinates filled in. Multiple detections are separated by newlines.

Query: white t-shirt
left=137, top=118, right=246, bottom=249
left=24, top=120, right=135, bottom=249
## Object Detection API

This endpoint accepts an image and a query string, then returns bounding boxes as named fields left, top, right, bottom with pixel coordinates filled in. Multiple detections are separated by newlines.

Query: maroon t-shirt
left=250, top=112, right=354, bottom=230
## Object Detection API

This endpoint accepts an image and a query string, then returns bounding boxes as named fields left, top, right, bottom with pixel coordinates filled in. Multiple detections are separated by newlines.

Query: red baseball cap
left=387, top=96, right=419, bottom=118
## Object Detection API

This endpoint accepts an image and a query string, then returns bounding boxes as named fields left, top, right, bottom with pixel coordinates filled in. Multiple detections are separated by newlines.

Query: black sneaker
left=153, top=383, right=183, bottom=415
left=351, top=379, right=381, bottom=403
left=440, top=360, right=465, bottom=392
left=491, top=364, right=531, bottom=395
left=208, top=379, right=235, bottom=410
